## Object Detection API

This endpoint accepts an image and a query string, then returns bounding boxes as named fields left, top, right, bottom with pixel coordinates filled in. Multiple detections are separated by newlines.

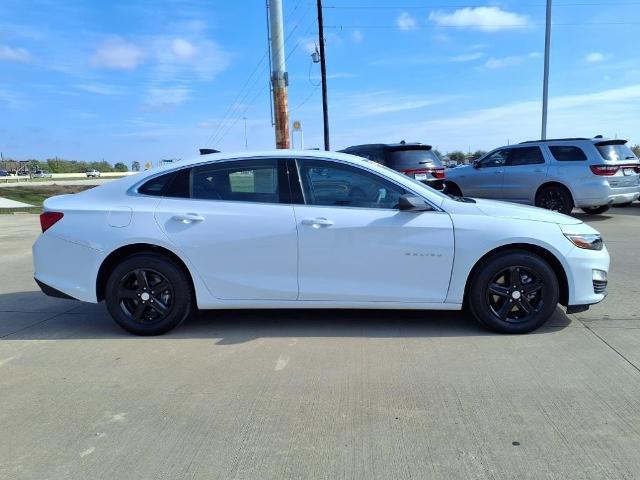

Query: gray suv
left=445, top=137, right=640, bottom=215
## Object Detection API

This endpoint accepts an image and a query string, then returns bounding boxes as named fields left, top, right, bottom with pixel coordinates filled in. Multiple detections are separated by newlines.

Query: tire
left=105, top=253, right=194, bottom=335
left=581, top=205, right=610, bottom=215
left=445, top=182, right=462, bottom=197
left=467, top=250, right=559, bottom=334
left=535, top=185, right=573, bottom=215
left=612, top=202, right=632, bottom=208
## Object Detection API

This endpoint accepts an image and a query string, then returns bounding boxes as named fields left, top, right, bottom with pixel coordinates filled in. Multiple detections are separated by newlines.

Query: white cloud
left=0, top=45, right=32, bottom=63
left=91, top=38, right=145, bottom=70
left=332, top=84, right=640, bottom=152
left=397, top=12, right=417, bottom=31
left=485, top=55, right=524, bottom=69
left=428, top=7, right=530, bottom=32
left=339, top=90, right=457, bottom=117
left=351, top=30, right=364, bottom=43
left=450, top=52, right=485, bottom=63
left=152, top=37, right=230, bottom=82
left=143, top=87, right=191, bottom=109
left=171, top=38, right=197, bottom=60
left=75, top=83, right=123, bottom=96
left=585, top=52, right=605, bottom=63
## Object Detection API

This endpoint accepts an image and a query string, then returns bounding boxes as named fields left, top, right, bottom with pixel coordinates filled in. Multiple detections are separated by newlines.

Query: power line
left=205, top=0, right=309, bottom=147
left=325, top=21, right=640, bottom=29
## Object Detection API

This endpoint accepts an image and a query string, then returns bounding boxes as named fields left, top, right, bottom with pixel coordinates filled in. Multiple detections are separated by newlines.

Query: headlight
left=564, top=233, right=603, bottom=250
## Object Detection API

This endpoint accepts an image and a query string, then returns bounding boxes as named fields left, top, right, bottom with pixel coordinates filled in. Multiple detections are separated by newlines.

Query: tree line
left=0, top=158, right=129, bottom=173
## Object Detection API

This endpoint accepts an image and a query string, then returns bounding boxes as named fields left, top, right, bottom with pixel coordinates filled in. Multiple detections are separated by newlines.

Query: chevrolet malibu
left=33, top=150, right=609, bottom=335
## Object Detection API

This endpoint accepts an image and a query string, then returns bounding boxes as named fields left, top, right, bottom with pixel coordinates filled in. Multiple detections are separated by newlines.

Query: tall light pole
left=268, top=0, right=290, bottom=149
left=317, top=0, right=330, bottom=150
left=243, top=117, right=248, bottom=150
left=541, top=0, right=552, bottom=140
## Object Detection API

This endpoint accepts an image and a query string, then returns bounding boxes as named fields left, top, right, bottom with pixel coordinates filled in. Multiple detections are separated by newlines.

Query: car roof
left=342, top=142, right=432, bottom=150
left=519, top=137, right=628, bottom=145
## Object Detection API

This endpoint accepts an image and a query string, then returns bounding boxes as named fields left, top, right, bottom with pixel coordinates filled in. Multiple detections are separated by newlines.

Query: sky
left=1, top=0, right=640, bottom=166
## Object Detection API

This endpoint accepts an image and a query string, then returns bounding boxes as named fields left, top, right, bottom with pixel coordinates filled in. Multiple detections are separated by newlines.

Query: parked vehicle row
left=444, top=137, right=639, bottom=215
left=34, top=150, right=609, bottom=336
left=340, top=136, right=639, bottom=215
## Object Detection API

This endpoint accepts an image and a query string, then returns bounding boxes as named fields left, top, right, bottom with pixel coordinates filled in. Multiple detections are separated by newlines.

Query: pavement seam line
left=0, top=309, right=69, bottom=339
left=579, top=320, right=640, bottom=375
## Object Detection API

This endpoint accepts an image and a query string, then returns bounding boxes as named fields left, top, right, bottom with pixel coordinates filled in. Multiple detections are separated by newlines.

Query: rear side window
left=138, top=172, right=176, bottom=196
left=596, top=143, right=637, bottom=161
left=506, top=147, right=545, bottom=166
left=549, top=146, right=587, bottom=161
left=191, top=159, right=280, bottom=203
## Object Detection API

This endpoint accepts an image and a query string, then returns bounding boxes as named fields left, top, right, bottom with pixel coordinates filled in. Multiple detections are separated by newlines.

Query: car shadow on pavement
left=0, top=290, right=573, bottom=342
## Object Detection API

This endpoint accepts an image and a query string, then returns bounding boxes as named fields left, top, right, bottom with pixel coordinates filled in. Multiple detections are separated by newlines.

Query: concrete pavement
left=1, top=207, right=640, bottom=479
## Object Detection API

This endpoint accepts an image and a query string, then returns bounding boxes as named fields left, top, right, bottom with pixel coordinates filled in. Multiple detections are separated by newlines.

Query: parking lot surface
left=1, top=207, right=640, bottom=479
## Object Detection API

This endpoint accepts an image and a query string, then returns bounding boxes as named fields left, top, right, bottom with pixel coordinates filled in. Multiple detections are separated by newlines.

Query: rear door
left=154, top=158, right=299, bottom=300
left=501, top=146, right=547, bottom=203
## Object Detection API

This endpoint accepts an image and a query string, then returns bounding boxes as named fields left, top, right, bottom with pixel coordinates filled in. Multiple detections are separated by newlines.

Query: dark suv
left=339, top=142, right=445, bottom=189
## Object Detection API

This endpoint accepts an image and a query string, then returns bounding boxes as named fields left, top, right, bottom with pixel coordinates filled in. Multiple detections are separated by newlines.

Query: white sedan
left=33, top=150, right=609, bottom=335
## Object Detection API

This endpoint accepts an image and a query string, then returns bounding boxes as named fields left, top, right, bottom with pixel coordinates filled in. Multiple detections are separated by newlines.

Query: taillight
left=40, top=211, right=64, bottom=232
left=401, top=167, right=446, bottom=180
left=590, top=165, right=619, bottom=176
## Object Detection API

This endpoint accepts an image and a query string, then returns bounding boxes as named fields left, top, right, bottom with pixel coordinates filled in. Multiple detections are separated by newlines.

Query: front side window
left=479, top=150, right=507, bottom=168
left=506, top=146, right=545, bottom=166
left=549, top=146, right=587, bottom=162
left=191, top=159, right=280, bottom=203
left=297, top=159, right=406, bottom=209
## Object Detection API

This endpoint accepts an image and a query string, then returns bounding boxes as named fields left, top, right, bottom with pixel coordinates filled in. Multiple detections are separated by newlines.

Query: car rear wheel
left=535, top=185, right=573, bottom=215
left=612, top=202, right=632, bottom=208
left=581, top=205, right=611, bottom=215
left=105, top=253, right=193, bottom=335
left=467, top=250, right=559, bottom=334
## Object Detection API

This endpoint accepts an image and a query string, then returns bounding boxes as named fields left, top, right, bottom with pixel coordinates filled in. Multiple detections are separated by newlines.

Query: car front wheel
left=105, top=253, right=194, bottom=335
left=467, top=250, right=559, bottom=334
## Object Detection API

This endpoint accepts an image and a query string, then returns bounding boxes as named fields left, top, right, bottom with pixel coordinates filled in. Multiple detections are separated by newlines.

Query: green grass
left=0, top=185, right=94, bottom=214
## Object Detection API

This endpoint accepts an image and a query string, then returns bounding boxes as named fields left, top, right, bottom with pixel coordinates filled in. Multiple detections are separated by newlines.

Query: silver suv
left=445, top=137, right=640, bottom=215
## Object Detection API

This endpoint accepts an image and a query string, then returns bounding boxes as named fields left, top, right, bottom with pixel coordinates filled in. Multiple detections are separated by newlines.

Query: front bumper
left=563, top=243, right=610, bottom=309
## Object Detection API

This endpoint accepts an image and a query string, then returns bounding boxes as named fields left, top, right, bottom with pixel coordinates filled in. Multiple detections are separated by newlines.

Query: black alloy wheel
left=468, top=250, right=559, bottom=334
left=105, top=253, right=193, bottom=335
left=117, top=268, right=174, bottom=324
left=486, top=266, right=544, bottom=324
left=535, top=186, right=573, bottom=215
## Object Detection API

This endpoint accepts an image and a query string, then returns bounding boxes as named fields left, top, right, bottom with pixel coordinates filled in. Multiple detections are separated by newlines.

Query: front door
left=154, top=158, right=298, bottom=300
left=293, top=158, right=455, bottom=303
left=462, top=149, right=507, bottom=198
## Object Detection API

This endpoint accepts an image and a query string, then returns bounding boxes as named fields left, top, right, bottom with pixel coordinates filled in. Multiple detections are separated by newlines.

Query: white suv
left=445, top=137, right=640, bottom=215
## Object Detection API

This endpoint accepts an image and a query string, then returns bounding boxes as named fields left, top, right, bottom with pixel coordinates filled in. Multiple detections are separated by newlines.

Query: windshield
left=596, top=143, right=637, bottom=162
left=387, top=149, right=442, bottom=170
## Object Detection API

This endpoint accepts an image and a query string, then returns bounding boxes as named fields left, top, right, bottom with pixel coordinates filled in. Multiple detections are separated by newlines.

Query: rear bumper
left=575, top=184, right=640, bottom=207
left=35, top=278, right=78, bottom=300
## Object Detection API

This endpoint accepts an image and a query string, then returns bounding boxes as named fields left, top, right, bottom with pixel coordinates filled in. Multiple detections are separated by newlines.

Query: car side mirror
left=398, top=194, right=433, bottom=212
left=472, top=160, right=480, bottom=168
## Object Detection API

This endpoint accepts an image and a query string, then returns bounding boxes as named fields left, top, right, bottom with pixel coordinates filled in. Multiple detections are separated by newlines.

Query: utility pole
left=317, top=0, right=330, bottom=150
left=268, top=0, right=290, bottom=149
left=243, top=117, right=248, bottom=150
left=541, top=0, right=552, bottom=140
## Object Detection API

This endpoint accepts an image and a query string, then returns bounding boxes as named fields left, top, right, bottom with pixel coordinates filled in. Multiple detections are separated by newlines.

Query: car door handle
left=301, top=217, right=334, bottom=228
left=171, top=213, right=205, bottom=224
left=494, top=170, right=504, bottom=174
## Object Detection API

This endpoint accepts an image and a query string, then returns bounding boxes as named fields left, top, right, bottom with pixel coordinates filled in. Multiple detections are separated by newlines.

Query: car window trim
left=291, top=157, right=443, bottom=212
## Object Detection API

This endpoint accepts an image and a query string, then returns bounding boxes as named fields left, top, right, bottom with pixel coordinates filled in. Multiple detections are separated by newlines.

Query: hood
left=472, top=198, right=582, bottom=225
